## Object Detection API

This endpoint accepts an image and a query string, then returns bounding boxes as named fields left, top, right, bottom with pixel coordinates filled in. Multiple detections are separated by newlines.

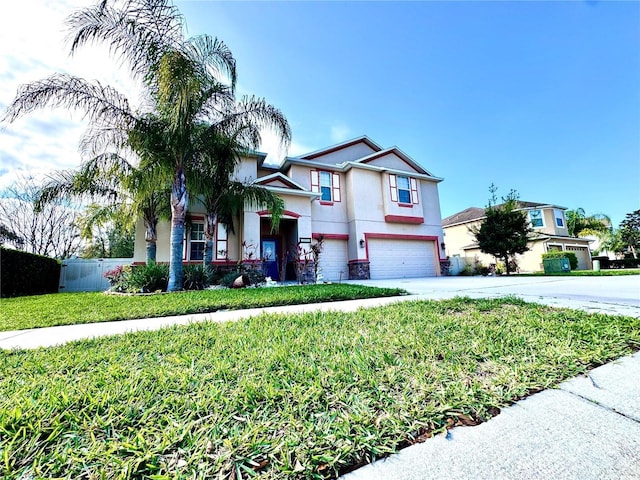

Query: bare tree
left=0, top=176, right=82, bottom=258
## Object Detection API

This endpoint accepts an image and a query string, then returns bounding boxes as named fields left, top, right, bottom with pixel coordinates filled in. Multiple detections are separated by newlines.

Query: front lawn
left=1, top=297, right=638, bottom=479
left=0, top=284, right=405, bottom=332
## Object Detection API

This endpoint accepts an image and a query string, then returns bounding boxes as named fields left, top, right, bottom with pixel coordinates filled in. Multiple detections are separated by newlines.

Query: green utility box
left=543, top=257, right=570, bottom=273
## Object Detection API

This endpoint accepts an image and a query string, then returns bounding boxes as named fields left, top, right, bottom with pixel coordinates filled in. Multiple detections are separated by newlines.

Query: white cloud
left=259, top=127, right=315, bottom=165
left=0, top=0, right=142, bottom=189
left=0, top=0, right=320, bottom=183
left=330, top=123, right=351, bottom=143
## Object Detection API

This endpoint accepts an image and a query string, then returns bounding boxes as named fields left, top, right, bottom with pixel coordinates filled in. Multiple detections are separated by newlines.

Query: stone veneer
left=348, top=260, right=370, bottom=280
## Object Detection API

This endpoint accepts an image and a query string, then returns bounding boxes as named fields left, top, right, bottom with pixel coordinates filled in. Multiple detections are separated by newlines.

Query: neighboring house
left=442, top=202, right=593, bottom=272
left=133, top=136, right=446, bottom=280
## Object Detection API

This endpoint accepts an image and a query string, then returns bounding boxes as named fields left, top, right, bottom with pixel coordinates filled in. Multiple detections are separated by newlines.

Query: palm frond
left=213, top=95, right=291, bottom=151
left=66, top=0, right=184, bottom=82
left=185, top=35, right=236, bottom=90
left=2, top=74, right=134, bottom=128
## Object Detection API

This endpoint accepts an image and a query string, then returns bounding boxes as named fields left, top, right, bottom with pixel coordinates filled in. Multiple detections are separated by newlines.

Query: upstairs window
left=389, top=174, right=419, bottom=205
left=554, top=209, right=565, bottom=227
left=529, top=209, right=544, bottom=228
left=311, top=170, right=341, bottom=203
left=320, top=171, right=332, bottom=201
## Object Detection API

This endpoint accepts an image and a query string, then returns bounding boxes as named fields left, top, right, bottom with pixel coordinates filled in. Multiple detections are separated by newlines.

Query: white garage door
left=368, top=239, right=437, bottom=279
left=565, top=246, right=591, bottom=270
left=317, top=239, right=348, bottom=281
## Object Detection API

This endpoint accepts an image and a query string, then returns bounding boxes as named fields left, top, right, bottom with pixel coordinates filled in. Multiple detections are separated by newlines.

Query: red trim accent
left=332, top=172, right=341, bottom=202
left=384, top=215, right=424, bottom=224
left=319, top=201, right=334, bottom=206
left=310, top=170, right=320, bottom=193
left=188, top=215, right=205, bottom=221
left=301, top=137, right=381, bottom=160
left=256, top=209, right=301, bottom=218
left=399, top=203, right=413, bottom=208
left=256, top=176, right=300, bottom=189
left=389, top=174, right=398, bottom=202
left=363, top=233, right=442, bottom=264
left=312, top=233, right=349, bottom=240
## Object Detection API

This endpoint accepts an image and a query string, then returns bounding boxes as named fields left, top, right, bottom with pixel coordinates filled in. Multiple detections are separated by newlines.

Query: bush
left=103, top=265, right=132, bottom=292
left=1, top=247, right=61, bottom=297
left=127, top=262, right=169, bottom=292
left=183, top=264, right=209, bottom=291
left=542, top=251, right=578, bottom=270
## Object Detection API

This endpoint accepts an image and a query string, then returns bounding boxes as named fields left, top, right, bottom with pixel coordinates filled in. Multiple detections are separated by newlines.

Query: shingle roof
left=442, top=207, right=486, bottom=227
left=442, top=201, right=565, bottom=227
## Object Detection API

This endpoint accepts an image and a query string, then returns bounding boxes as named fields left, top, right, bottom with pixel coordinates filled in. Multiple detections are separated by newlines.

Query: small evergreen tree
left=471, top=185, right=533, bottom=275
left=619, top=209, right=640, bottom=259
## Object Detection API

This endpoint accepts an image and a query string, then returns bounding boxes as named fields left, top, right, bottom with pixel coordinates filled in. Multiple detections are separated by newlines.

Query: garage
left=565, top=245, right=592, bottom=270
left=317, top=239, right=349, bottom=281
left=368, top=238, right=438, bottom=279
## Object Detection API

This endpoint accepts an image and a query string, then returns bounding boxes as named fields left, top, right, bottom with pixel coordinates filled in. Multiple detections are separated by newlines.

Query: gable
left=254, top=172, right=308, bottom=192
left=362, top=152, right=423, bottom=174
left=300, top=137, right=382, bottom=165
left=261, top=178, right=292, bottom=189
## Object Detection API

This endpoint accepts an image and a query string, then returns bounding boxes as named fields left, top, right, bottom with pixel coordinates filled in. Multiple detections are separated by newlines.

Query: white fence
left=59, top=258, right=132, bottom=293
left=447, top=256, right=467, bottom=276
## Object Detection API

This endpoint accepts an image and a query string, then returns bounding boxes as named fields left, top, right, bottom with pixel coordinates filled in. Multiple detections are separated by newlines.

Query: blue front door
left=261, top=239, right=280, bottom=280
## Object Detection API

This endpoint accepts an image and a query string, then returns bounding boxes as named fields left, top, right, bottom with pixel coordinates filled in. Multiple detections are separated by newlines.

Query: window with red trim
left=389, top=174, right=419, bottom=205
left=311, top=170, right=341, bottom=203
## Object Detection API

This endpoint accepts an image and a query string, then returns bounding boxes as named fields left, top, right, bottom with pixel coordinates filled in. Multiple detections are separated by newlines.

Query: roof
left=299, top=136, right=382, bottom=160
left=442, top=202, right=568, bottom=227
left=442, top=207, right=486, bottom=227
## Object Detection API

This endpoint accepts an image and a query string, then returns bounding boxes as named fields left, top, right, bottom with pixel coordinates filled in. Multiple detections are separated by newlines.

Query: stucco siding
left=364, top=153, right=420, bottom=172
left=306, top=143, right=378, bottom=164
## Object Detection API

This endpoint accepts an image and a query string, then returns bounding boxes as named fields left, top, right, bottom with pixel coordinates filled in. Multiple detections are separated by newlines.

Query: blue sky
left=1, top=0, right=638, bottom=226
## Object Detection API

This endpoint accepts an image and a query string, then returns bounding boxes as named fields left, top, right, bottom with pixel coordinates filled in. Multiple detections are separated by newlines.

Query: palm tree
left=35, top=154, right=170, bottom=264
left=188, top=130, right=284, bottom=271
left=565, top=208, right=611, bottom=238
left=3, top=0, right=290, bottom=290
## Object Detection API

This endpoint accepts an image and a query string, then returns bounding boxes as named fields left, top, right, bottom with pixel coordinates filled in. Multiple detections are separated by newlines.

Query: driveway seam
left=559, top=386, right=640, bottom=424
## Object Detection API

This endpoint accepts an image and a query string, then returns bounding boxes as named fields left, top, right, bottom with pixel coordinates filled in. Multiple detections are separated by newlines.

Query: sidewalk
left=341, top=350, right=640, bottom=480
left=0, top=295, right=408, bottom=350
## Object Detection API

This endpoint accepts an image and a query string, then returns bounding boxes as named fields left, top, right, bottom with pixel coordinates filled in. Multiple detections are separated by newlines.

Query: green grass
left=1, top=297, right=638, bottom=479
left=518, top=269, right=640, bottom=277
left=0, top=284, right=405, bottom=332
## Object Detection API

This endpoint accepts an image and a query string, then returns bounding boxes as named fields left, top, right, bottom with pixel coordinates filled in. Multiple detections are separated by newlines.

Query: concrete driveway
left=345, top=275, right=640, bottom=317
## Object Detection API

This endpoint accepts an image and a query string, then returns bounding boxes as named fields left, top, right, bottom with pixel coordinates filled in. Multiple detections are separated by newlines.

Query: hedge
left=541, top=250, right=578, bottom=270
left=0, top=247, right=61, bottom=297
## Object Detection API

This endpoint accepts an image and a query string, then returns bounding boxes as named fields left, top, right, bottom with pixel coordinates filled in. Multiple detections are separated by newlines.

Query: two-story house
left=132, top=136, right=446, bottom=280
left=442, top=202, right=593, bottom=272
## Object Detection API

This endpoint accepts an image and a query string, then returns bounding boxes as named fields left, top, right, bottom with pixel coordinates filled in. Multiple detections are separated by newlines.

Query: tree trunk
left=203, top=211, right=216, bottom=272
left=144, top=216, right=158, bottom=264
left=146, top=242, right=157, bottom=264
left=504, top=255, right=511, bottom=275
left=168, top=166, right=188, bottom=291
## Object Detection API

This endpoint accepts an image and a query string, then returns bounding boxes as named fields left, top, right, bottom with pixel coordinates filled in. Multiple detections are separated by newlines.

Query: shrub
left=103, top=265, right=132, bottom=292
left=542, top=251, right=578, bottom=270
left=1, top=247, right=61, bottom=297
left=127, top=262, right=169, bottom=292
left=183, top=264, right=209, bottom=291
